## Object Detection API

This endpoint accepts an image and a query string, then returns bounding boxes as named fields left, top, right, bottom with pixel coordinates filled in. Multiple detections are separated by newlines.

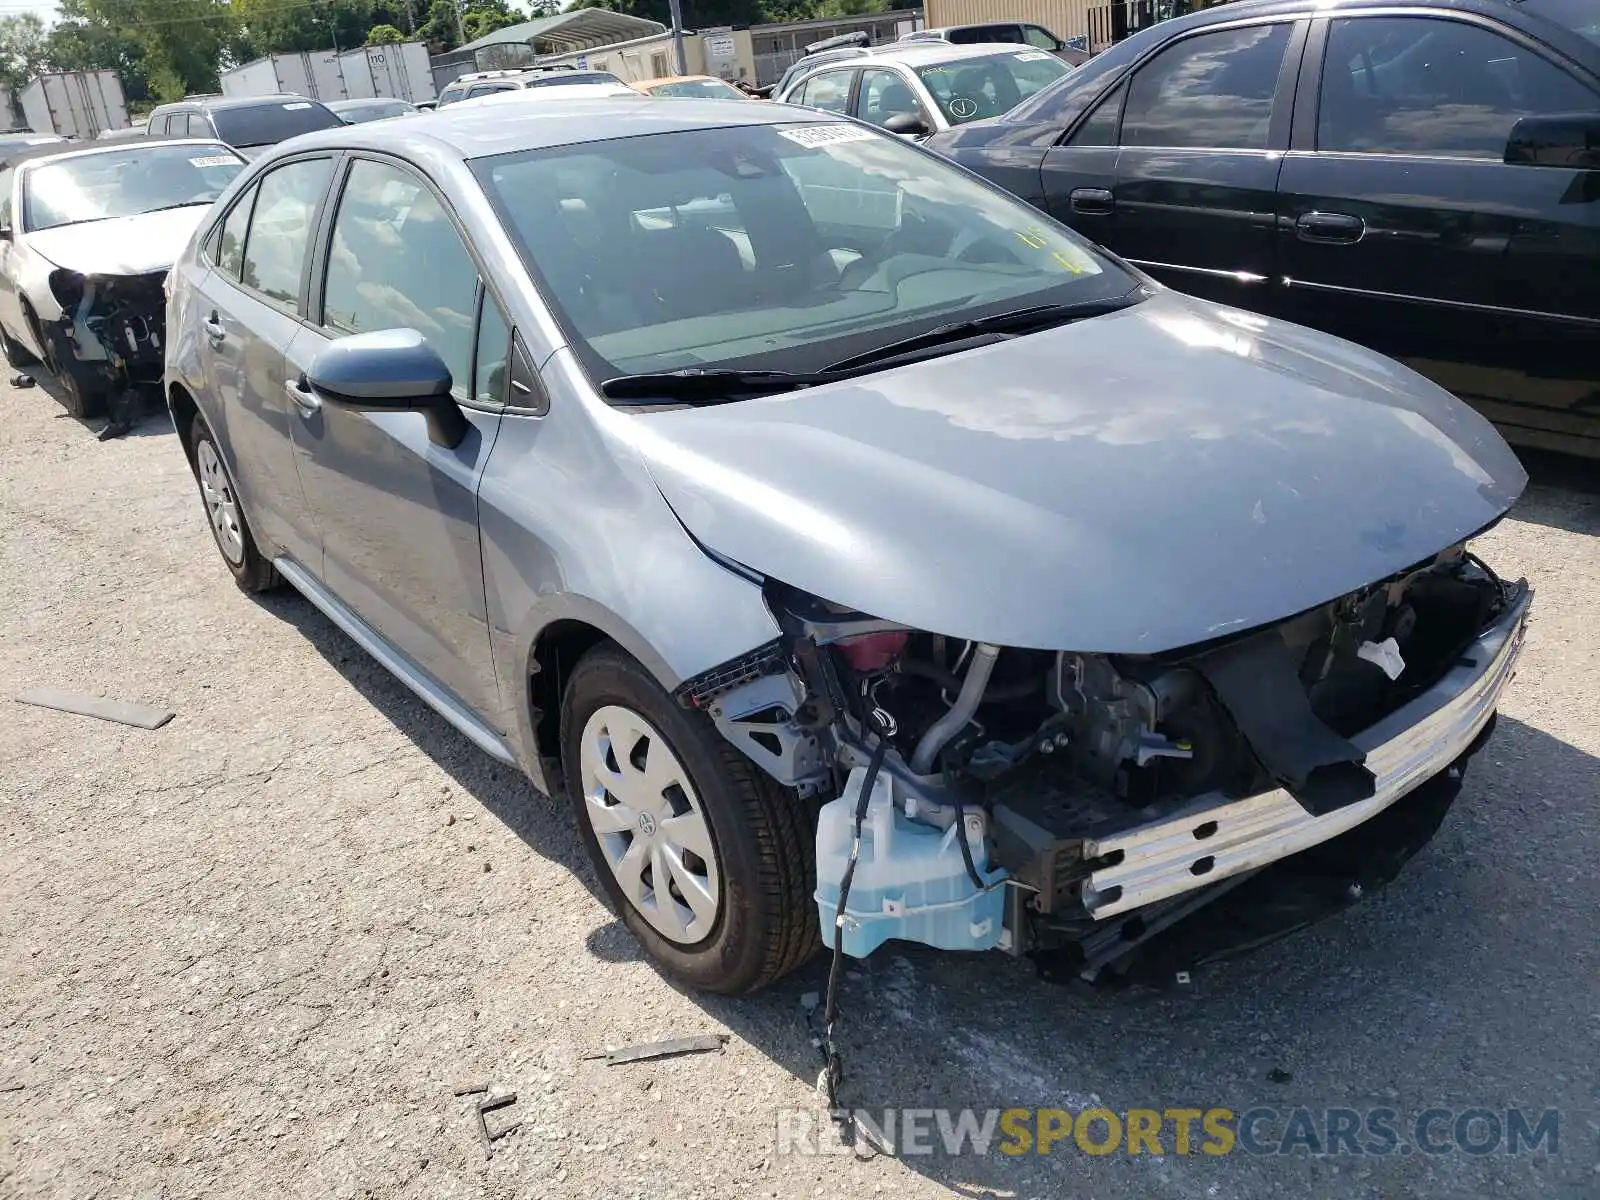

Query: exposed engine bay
left=44, top=267, right=167, bottom=439
left=678, top=542, right=1530, bottom=983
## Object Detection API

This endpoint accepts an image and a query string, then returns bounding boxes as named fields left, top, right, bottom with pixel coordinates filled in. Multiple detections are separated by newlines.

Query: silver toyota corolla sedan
left=165, top=96, right=1532, bottom=995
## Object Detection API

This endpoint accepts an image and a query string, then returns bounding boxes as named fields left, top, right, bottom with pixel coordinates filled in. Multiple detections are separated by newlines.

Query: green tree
left=366, top=22, right=406, bottom=43
left=418, top=0, right=464, bottom=52
left=0, top=14, right=50, bottom=101
left=234, top=0, right=379, bottom=55
left=462, top=0, right=526, bottom=43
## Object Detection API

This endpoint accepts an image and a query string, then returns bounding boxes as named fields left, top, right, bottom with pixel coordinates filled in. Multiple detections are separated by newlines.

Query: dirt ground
left=2, top=385, right=1596, bottom=1200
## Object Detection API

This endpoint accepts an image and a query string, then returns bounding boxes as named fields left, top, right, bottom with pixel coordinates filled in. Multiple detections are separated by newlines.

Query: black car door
left=1040, top=17, right=1306, bottom=311
left=1277, top=12, right=1600, bottom=457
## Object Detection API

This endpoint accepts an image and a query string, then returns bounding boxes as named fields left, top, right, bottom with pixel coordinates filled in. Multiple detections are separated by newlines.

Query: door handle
left=1296, top=212, right=1365, bottom=244
left=1069, top=187, right=1115, bottom=216
left=284, top=376, right=321, bottom=417
left=202, top=313, right=225, bottom=344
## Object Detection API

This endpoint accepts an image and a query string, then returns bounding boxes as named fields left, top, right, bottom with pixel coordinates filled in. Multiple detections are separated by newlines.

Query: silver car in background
left=775, top=42, right=1073, bottom=137
left=164, top=96, right=1530, bottom=995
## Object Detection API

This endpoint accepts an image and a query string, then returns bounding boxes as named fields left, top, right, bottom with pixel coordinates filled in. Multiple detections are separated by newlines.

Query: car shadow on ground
left=1514, top=450, right=1598, bottom=537
left=19, top=371, right=173, bottom=439
left=256, top=588, right=1597, bottom=1192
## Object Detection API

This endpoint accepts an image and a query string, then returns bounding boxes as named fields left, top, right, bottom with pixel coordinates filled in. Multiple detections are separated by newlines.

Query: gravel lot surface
left=2, top=385, right=1596, bottom=1200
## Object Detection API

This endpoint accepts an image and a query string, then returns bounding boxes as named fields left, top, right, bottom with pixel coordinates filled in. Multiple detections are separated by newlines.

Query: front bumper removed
left=1081, top=583, right=1531, bottom=920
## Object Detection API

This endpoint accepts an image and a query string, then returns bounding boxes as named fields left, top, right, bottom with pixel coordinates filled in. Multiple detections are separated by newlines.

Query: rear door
left=1087, top=19, right=1305, bottom=310
left=194, top=155, right=336, bottom=572
left=1277, top=12, right=1600, bottom=455
left=284, top=154, right=508, bottom=723
left=789, top=66, right=858, bottom=113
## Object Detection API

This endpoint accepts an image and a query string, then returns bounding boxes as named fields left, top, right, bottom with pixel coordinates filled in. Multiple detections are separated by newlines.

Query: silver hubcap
left=196, top=439, right=244, bottom=565
left=579, top=705, right=720, bottom=945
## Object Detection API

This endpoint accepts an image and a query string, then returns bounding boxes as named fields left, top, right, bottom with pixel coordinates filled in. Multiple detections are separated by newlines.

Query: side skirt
left=273, top=556, right=520, bottom=767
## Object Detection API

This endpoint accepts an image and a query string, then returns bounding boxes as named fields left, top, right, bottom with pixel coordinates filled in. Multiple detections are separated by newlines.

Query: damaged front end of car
left=45, top=266, right=167, bottom=438
left=677, top=544, right=1531, bottom=985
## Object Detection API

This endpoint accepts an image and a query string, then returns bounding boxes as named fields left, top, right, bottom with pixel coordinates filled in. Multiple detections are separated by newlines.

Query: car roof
left=327, top=97, right=413, bottom=108
left=636, top=75, right=725, bottom=86
left=0, top=135, right=236, bottom=170
left=160, top=93, right=332, bottom=112
left=265, top=95, right=846, bottom=161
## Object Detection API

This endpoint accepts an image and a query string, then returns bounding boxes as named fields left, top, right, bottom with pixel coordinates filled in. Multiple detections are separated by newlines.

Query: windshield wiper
left=821, top=290, right=1147, bottom=374
left=600, top=368, right=840, bottom=402
left=601, top=290, right=1148, bottom=404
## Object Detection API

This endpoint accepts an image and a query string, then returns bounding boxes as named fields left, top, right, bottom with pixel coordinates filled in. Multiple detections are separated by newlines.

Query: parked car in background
left=166, top=96, right=1529, bottom=996
left=633, top=75, right=754, bottom=100
left=0, top=133, right=65, bottom=153
left=146, top=94, right=344, bottom=159
left=926, top=0, right=1600, bottom=459
left=436, top=68, right=629, bottom=107
left=0, top=135, right=244, bottom=429
left=327, top=97, right=420, bottom=124
left=452, top=82, right=644, bottom=111
left=900, top=22, right=1093, bottom=67
left=777, top=43, right=1072, bottom=137
left=765, top=38, right=871, bottom=99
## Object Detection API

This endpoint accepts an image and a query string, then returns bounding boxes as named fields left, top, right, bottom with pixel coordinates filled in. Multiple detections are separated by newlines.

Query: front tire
left=560, top=644, right=819, bottom=994
left=189, top=419, right=280, bottom=593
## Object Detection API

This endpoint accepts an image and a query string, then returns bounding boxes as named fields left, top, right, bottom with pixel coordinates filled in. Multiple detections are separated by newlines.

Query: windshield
left=1522, top=0, right=1600, bottom=46
left=24, top=143, right=243, bottom=232
left=649, top=78, right=746, bottom=99
left=211, top=100, right=343, bottom=147
left=474, top=121, right=1129, bottom=385
left=916, top=50, right=1071, bottom=123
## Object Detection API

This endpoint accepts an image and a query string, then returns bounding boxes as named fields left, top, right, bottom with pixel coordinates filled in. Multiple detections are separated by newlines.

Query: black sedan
left=926, top=0, right=1600, bottom=460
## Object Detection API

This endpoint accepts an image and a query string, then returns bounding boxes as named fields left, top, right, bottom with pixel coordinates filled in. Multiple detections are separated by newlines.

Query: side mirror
left=306, top=328, right=469, bottom=449
left=883, top=112, right=931, bottom=138
left=1504, top=112, right=1600, bottom=170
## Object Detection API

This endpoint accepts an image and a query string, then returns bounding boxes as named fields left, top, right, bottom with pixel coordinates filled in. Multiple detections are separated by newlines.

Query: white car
left=453, top=81, right=646, bottom=109
left=0, top=136, right=245, bottom=422
left=774, top=42, right=1072, bottom=138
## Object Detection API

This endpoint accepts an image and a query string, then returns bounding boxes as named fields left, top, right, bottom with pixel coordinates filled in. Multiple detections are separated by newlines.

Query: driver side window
left=795, top=69, right=853, bottom=112
left=855, top=69, right=925, bottom=129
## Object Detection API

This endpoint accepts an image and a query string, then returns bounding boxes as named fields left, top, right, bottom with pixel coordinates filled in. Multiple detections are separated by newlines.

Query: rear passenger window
left=217, top=185, right=256, bottom=278
left=1317, top=16, right=1596, bottom=159
left=1123, top=23, right=1292, bottom=149
left=321, top=159, right=479, bottom=400
left=239, top=158, right=333, bottom=308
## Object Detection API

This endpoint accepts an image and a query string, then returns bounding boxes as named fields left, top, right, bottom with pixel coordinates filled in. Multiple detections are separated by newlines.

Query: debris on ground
left=586, top=1034, right=729, bottom=1066
left=470, top=1090, right=520, bottom=1157
left=15, top=687, right=174, bottom=730
left=10, top=373, right=34, bottom=389
left=1267, top=1066, right=1294, bottom=1084
left=0, top=1082, right=25, bottom=1093
left=451, top=1082, right=488, bottom=1097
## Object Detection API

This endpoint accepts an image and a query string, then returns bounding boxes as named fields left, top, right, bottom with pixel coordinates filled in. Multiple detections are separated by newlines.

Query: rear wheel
left=190, top=419, right=280, bottom=593
left=560, top=644, right=818, bottom=994
left=1, top=322, right=37, bottom=369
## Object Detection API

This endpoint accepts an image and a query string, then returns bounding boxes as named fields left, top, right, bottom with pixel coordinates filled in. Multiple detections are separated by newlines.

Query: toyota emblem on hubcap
left=637, top=811, right=658, bottom=836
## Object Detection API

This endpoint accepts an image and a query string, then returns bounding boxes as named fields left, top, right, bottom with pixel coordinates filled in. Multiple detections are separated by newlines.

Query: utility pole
left=668, top=0, right=687, bottom=75
left=454, top=0, right=468, bottom=49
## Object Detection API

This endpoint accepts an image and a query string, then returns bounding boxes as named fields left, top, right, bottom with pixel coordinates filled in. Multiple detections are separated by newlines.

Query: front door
left=1277, top=13, right=1600, bottom=456
left=1044, top=20, right=1303, bottom=311
left=285, top=155, right=508, bottom=725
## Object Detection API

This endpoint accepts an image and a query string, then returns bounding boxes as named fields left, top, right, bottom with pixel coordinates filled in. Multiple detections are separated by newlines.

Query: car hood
left=25, top=205, right=211, bottom=275
left=628, top=291, right=1526, bottom=653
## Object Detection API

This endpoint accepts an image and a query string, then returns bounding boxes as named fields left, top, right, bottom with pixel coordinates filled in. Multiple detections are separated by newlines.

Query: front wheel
left=560, top=644, right=819, bottom=994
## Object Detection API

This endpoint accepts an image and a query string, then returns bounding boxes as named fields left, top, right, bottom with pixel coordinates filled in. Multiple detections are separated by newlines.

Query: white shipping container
left=337, top=43, right=436, bottom=103
left=221, top=51, right=349, bottom=101
left=19, top=70, right=128, bottom=139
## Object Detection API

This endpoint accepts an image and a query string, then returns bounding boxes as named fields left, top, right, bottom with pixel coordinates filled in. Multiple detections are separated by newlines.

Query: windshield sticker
left=777, top=123, right=876, bottom=148
left=284, top=101, right=313, bottom=110
left=1015, top=50, right=1052, bottom=61
left=189, top=154, right=236, bottom=168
